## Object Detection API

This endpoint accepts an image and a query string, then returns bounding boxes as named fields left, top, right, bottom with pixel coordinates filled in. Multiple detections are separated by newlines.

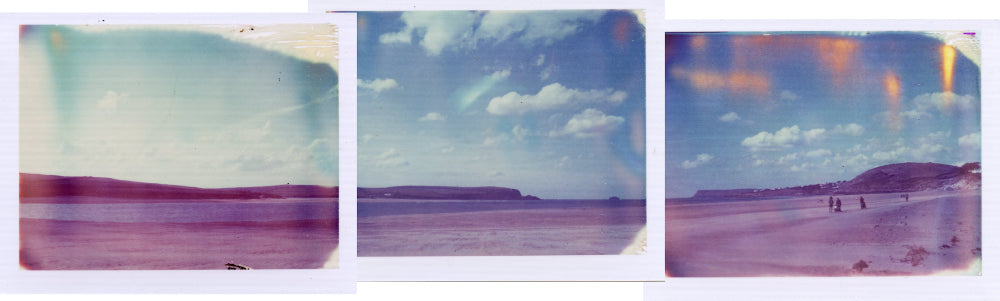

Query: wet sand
left=665, top=191, right=981, bottom=277
left=359, top=199, right=646, bottom=256
left=19, top=198, right=339, bottom=270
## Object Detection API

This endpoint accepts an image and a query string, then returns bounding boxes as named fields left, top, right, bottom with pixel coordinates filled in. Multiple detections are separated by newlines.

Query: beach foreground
left=665, top=190, right=980, bottom=277
left=20, top=198, right=339, bottom=270
left=359, top=199, right=646, bottom=256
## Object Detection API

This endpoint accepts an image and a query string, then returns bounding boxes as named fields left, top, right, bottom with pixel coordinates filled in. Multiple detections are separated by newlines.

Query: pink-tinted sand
left=359, top=199, right=646, bottom=256
left=20, top=200, right=339, bottom=270
left=665, top=190, right=981, bottom=277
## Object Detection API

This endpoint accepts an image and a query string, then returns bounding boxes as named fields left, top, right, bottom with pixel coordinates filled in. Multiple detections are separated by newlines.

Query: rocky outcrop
left=358, top=186, right=537, bottom=200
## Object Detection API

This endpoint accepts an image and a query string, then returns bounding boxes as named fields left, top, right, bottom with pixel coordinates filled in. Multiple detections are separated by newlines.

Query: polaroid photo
left=312, top=0, right=666, bottom=281
left=2, top=12, right=358, bottom=293
left=647, top=19, right=998, bottom=300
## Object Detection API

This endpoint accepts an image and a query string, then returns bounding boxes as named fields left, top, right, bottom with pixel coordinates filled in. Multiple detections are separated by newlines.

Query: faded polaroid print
left=19, top=24, right=340, bottom=270
left=357, top=11, right=646, bottom=257
left=664, top=32, right=981, bottom=276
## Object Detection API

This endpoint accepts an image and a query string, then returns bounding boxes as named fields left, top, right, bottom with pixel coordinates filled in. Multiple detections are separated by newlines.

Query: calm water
left=358, top=199, right=644, bottom=218
left=20, top=199, right=338, bottom=223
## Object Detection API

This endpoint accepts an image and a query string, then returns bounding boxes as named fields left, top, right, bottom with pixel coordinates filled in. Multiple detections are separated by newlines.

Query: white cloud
left=557, top=155, right=570, bottom=167
left=418, top=112, right=446, bottom=122
left=487, top=170, right=505, bottom=177
left=379, top=11, right=478, bottom=55
left=802, top=128, right=826, bottom=143
left=441, top=146, right=455, bottom=153
left=958, top=132, right=981, bottom=149
left=540, top=65, right=554, bottom=80
left=358, top=78, right=399, bottom=94
left=361, top=134, right=376, bottom=143
left=380, top=11, right=603, bottom=56
left=872, top=147, right=906, bottom=161
left=833, top=123, right=865, bottom=136
left=476, top=11, right=603, bottom=45
left=97, top=90, right=127, bottom=112
left=375, top=148, right=409, bottom=168
left=777, top=153, right=798, bottom=165
left=681, top=153, right=713, bottom=169
left=741, top=125, right=825, bottom=151
left=779, top=90, right=799, bottom=101
left=535, top=54, right=546, bottom=66
left=914, top=92, right=978, bottom=113
left=718, top=112, right=741, bottom=123
left=490, top=69, right=511, bottom=79
left=483, top=134, right=509, bottom=146
left=805, top=149, right=833, bottom=158
left=486, top=83, right=626, bottom=115
left=512, top=125, right=530, bottom=141
left=553, top=109, right=625, bottom=138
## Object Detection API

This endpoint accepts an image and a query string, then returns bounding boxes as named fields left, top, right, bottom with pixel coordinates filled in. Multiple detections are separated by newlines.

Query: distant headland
left=691, top=162, right=981, bottom=199
left=357, top=186, right=541, bottom=200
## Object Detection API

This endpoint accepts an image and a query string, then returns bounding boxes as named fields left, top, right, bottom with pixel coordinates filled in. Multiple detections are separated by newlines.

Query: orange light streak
left=941, top=45, right=956, bottom=106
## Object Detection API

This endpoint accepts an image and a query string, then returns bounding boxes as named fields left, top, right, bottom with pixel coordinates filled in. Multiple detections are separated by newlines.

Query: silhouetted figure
left=828, top=196, right=834, bottom=213
left=860, top=196, right=867, bottom=209
left=835, top=198, right=842, bottom=212
left=905, top=194, right=909, bottom=202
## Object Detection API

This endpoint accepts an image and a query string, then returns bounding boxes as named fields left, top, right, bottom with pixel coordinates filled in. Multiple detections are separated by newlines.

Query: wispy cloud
left=358, top=78, right=399, bottom=94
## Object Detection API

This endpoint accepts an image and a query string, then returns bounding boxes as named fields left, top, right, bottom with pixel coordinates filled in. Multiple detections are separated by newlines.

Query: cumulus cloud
left=900, top=92, right=978, bottom=119
left=358, top=78, right=399, bottom=94
left=486, top=83, right=626, bottom=115
left=718, top=112, right=741, bottom=123
left=380, top=11, right=602, bottom=56
left=418, top=112, right=446, bottom=122
left=833, top=123, right=865, bottom=136
left=535, top=54, right=545, bottom=66
left=681, top=153, right=713, bottom=169
left=379, top=11, right=478, bottom=55
left=552, top=109, right=625, bottom=138
left=958, top=132, right=981, bottom=149
left=777, top=153, right=799, bottom=165
left=741, top=125, right=825, bottom=151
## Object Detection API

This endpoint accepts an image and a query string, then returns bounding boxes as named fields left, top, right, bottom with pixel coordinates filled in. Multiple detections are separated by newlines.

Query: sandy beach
left=359, top=199, right=646, bottom=256
left=665, top=190, right=980, bottom=277
left=20, top=198, right=339, bottom=270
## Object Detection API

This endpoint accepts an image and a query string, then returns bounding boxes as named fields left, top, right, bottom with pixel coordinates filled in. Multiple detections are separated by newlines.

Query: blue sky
left=20, top=24, right=340, bottom=188
left=357, top=11, right=646, bottom=199
left=665, top=32, right=981, bottom=198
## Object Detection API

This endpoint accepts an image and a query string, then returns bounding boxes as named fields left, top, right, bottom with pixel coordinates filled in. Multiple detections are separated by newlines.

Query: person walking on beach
left=835, top=198, right=842, bottom=212
left=829, top=196, right=834, bottom=213
left=859, top=196, right=867, bottom=209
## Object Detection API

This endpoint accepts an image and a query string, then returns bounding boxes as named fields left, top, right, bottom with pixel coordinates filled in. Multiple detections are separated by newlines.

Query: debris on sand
left=898, top=246, right=931, bottom=267
left=852, top=260, right=870, bottom=273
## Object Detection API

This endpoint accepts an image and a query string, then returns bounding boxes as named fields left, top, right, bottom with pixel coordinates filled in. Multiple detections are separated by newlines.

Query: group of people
left=827, top=195, right=867, bottom=213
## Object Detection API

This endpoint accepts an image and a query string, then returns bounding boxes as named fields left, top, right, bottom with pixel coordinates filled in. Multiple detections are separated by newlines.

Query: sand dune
left=665, top=190, right=980, bottom=277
